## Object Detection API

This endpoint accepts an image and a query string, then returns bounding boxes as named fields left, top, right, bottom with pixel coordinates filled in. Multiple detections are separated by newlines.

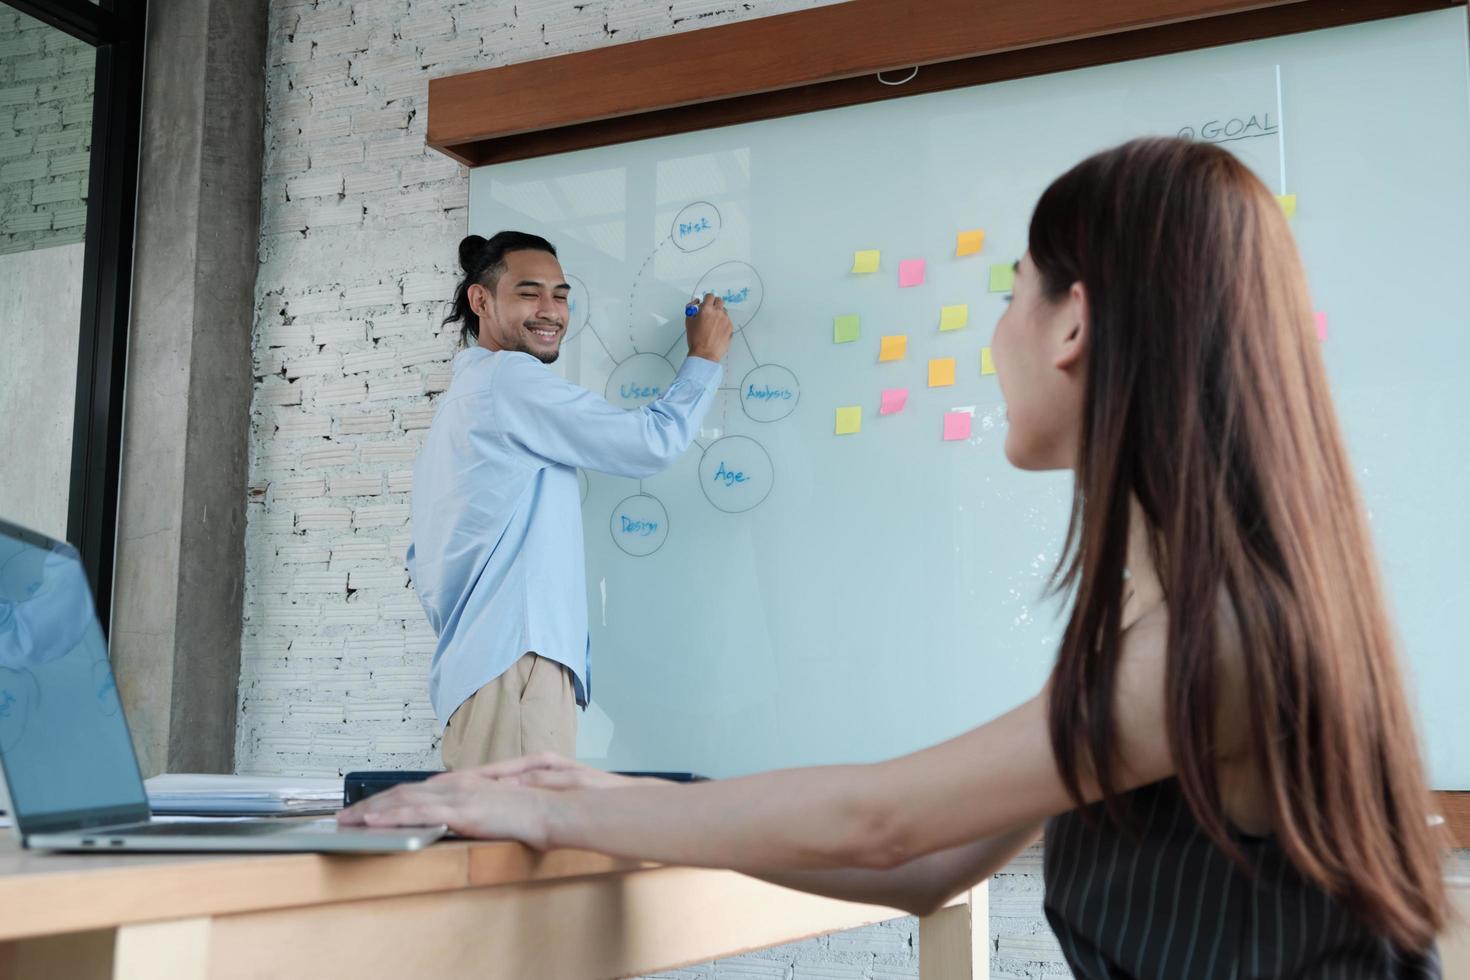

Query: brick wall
left=239, top=1, right=1066, bottom=975
left=0, top=7, right=94, bottom=255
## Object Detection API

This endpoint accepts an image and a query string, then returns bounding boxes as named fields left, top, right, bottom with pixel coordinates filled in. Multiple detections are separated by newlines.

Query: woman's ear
left=1052, top=280, right=1089, bottom=372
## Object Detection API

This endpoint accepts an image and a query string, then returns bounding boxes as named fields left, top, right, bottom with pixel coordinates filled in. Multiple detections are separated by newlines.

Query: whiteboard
left=468, top=9, right=1470, bottom=785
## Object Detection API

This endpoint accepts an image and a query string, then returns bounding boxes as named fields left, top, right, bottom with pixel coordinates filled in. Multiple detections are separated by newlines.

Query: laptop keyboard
left=105, top=820, right=298, bottom=837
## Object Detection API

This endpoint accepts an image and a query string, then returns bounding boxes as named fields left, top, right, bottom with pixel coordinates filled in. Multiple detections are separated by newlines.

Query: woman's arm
left=341, top=612, right=1175, bottom=876
left=747, top=821, right=1044, bottom=917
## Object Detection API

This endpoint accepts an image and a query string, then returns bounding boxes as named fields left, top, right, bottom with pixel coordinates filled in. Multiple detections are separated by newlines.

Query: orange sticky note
left=879, top=335, right=908, bottom=362
left=928, top=358, right=956, bottom=387
left=835, top=406, right=862, bottom=435
left=956, top=230, right=985, bottom=257
left=980, top=347, right=995, bottom=375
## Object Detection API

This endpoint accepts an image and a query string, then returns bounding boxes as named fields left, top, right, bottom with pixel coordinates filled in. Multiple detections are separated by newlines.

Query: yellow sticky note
left=956, top=229, right=985, bottom=257
left=980, top=347, right=995, bottom=375
left=928, top=358, right=956, bottom=387
left=851, top=250, right=880, bottom=274
left=988, top=263, right=1015, bottom=293
left=835, top=406, right=862, bottom=435
left=879, top=334, right=907, bottom=362
left=939, top=304, right=968, bottom=332
left=1276, top=194, right=1297, bottom=218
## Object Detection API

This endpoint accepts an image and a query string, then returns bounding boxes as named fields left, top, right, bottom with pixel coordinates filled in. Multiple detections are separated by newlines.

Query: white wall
left=0, top=242, right=83, bottom=540
left=240, top=1, right=1066, bottom=975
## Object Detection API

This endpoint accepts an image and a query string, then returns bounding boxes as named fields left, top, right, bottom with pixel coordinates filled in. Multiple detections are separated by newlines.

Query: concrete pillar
left=110, top=0, right=268, bottom=775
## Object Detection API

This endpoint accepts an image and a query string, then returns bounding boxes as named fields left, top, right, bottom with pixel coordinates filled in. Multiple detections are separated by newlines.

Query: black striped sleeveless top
left=1043, top=778, right=1441, bottom=979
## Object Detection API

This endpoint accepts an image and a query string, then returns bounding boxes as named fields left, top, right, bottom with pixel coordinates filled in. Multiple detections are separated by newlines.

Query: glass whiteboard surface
left=468, top=10, right=1470, bottom=784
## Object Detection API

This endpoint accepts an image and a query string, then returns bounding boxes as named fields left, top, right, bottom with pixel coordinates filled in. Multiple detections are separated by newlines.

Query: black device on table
left=343, top=770, right=708, bottom=805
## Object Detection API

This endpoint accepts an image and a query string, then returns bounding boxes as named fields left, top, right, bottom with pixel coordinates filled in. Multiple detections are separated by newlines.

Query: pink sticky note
left=898, top=258, right=926, bottom=288
left=943, top=411, right=972, bottom=441
left=1314, top=311, right=1328, bottom=341
left=880, top=388, right=908, bottom=415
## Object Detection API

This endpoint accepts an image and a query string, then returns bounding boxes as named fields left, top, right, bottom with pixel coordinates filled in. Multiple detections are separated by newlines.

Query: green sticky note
left=833, top=314, right=860, bottom=344
left=988, top=263, right=1015, bottom=293
left=939, top=304, right=968, bottom=331
left=835, top=406, right=862, bottom=435
left=851, top=250, right=881, bottom=274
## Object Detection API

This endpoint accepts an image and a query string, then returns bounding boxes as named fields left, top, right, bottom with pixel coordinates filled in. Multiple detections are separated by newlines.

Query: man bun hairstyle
left=444, top=230, right=558, bottom=347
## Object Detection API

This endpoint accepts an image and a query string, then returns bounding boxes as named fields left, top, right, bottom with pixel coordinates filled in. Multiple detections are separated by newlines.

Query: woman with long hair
left=341, top=137, right=1447, bottom=977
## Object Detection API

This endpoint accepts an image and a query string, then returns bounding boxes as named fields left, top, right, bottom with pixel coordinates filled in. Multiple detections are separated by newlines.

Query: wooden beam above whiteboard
left=427, top=0, right=1461, bottom=165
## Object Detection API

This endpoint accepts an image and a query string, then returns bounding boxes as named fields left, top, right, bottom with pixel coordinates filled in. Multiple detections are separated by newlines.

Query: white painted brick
left=381, top=72, right=427, bottom=104
left=439, top=182, right=469, bottom=210
left=345, top=698, right=405, bottom=722
left=262, top=321, right=314, bottom=347
left=299, top=444, right=357, bottom=469
left=362, top=443, right=418, bottom=466
left=336, top=410, right=395, bottom=435
left=399, top=404, right=436, bottom=430
left=288, top=291, right=344, bottom=316
left=342, top=281, right=401, bottom=309
left=301, top=112, right=353, bottom=141
left=371, top=733, right=431, bottom=753
left=293, top=507, right=353, bottom=531
left=345, top=168, right=398, bottom=196
left=296, top=4, right=354, bottom=35
left=365, top=134, right=425, bottom=162
left=292, top=57, right=352, bottom=89
left=288, top=703, right=345, bottom=723
left=305, top=197, right=363, bottom=228
left=311, top=319, right=368, bottom=347
left=367, top=374, right=422, bottom=401
left=262, top=204, right=309, bottom=237
left=342, top=348, right=398, bottom=374
left=255, top=351, right=287, bottom=376
left=274, top=542, right=333, bottom=564
left=331, top=473, right=385, bottom=497
left=250, top=601, right=325, bottom=628
left=309, top=139, right=365, bottom=168
left=453, top=4, right=517, bottom=33
left=386, top=469, right=413, bottom=493
left=371, top=186, right=439, bottom=218
left=352, top=504, right=410, bottom=529
left=399, top=270, right=457, bottom=302
left=257, top=380, right=303, bottom=407
left=313, top=26, right=374, bottom=58
left=377, top=594, right=423, bottom=621
left=322, top=598, right=380, bottom=626
left=423, top=366, right=452, bottom=393
left=291, top=570, right=348, bottom=593
left=369, top=311, right=433, bottom=339
left=283, top=351, right=342, bottom=379
left=350, top=108, right=409, bottom=135
left=352, top=49, right=421, bottom=80
left=271, top=475, right=327, bottom=500
left=331, top=542, right=392, bottom=566
left=311, top=83, right=372, bottom=114
left=264, top=142, right=309, bottom=174
left=419, top=35, right=482, bottom=67
left=348, top=567, right=407, bottom=591
left=397, top=338, right=451, bottom=367
left=312, top=378, right=367, bottom=407
left=287, top=170, right=344, bottom=199
left=271, top=410, right=334, bottom=440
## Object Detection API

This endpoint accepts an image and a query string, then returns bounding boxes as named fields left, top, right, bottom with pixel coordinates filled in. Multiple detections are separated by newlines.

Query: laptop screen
left=0, top=519, right=149, bottom=831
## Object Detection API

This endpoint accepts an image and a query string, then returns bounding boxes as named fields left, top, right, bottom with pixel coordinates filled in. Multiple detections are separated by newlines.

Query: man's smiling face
left=471, top=248, right=570, bottom=364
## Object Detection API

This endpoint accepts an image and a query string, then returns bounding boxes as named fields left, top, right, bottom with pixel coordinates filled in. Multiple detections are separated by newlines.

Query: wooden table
left=0, top=837, right=987, bottom=979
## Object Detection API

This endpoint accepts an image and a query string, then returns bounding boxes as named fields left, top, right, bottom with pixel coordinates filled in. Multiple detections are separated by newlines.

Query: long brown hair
left=1036, top=137, right=1445, bottom=951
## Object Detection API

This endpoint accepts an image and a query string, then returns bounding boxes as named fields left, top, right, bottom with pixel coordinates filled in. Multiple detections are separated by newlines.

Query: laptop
left=0, top=517, right=445, bottom=852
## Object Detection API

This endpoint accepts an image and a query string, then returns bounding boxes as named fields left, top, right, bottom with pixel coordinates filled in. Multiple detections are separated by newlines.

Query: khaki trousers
left=440, top=653, right=577, bottom=770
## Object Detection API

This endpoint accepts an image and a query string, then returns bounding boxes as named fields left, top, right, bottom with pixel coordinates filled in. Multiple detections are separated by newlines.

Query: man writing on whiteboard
left=411, top=231, right=733, bottom=769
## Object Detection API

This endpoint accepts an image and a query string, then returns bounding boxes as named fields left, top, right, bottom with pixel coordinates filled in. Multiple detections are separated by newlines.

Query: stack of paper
left=144, top=774, right=343, bottom=816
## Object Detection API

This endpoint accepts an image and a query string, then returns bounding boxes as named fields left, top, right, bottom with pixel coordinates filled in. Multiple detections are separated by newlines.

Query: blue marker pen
left=685, top=302, right=700, bottom=318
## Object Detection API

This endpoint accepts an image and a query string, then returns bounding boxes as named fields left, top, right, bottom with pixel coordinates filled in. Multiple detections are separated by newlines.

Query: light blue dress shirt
left=408, top=347, right=722, bottom=725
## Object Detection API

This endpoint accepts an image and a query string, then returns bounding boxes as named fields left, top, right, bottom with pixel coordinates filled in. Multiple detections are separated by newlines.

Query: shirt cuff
left=677, top=355, right=723, bottom=390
